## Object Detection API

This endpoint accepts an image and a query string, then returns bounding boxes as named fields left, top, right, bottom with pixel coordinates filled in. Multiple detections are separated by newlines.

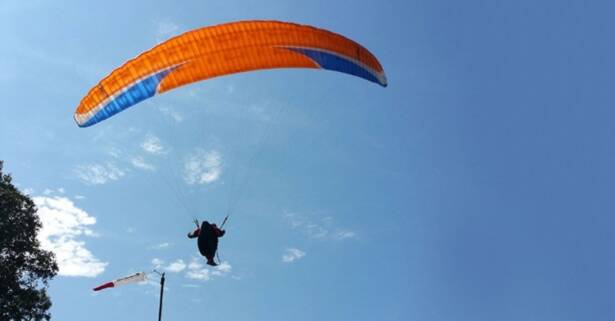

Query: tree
left=0, top=161, right=58, bottom=321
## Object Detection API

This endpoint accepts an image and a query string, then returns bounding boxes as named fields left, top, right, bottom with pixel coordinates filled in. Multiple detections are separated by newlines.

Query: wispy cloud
left=211, top=261, right=232, bottom=276
left=74, top=162, right=125, bottom=185
left=152, top=258, right=164, bottom=269
left=282, top=248, right=306, bottom=263
left=284, top=212, right=358, bottom=241
left=43, top=187, right=65, bottom=195
left=166, top=259, right=187, bottom=273
left=149, top=242, right=171, bottom=250
left=131, top=156, right=156, bottom=171
left=34, top=196, right=107, bottom=277
left=185, top=258, right=232, bottom=281
left=185, top=258, right=210, bottom=280
left=150, top=257, right=233, bottom=281
left=334, top=230, right=357, bottom=240
left=106, top=146, right=123, bottom=159
left=159, top=105, right=184, bottom=123
left=181, top=284, right=200, bottom=288
left=183, top=149, right=222, bottom=185
left=155, top=21, right=181, bottom=43
left=141, top=134, right=166, bottom=155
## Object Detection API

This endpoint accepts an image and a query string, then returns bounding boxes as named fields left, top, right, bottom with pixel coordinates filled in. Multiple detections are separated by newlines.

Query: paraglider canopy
left=74, top=20, right=387, bottom=127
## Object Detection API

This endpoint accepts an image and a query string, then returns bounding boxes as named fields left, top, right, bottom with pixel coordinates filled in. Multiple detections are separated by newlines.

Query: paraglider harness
left=193, top=215, right=229, bottom=230
left=193, top=215, right=229, bottom=265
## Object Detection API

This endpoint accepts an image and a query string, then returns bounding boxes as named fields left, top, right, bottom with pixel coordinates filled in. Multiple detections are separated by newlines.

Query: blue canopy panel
left=76, top=67, right=176, bottom=127
left=283, top=47, right=387, bottom=87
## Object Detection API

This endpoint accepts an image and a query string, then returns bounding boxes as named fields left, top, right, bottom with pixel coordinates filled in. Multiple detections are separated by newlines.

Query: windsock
left=93, top=272, right=147, bottom=291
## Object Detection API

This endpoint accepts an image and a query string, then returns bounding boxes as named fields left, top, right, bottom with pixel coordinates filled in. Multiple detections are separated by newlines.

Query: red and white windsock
left=93, top=272, right=147, bottom=291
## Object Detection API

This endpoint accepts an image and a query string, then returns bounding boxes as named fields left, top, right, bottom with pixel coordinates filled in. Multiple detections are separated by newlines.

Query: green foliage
left=0, top=161, right=58, bottom=321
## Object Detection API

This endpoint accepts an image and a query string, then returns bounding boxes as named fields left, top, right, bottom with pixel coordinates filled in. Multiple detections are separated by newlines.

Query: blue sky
left=2, top=0, right=615, bottom=320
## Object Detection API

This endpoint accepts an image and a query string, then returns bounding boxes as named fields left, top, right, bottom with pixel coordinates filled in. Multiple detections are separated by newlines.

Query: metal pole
left=158, top=272, right=165, bottom=321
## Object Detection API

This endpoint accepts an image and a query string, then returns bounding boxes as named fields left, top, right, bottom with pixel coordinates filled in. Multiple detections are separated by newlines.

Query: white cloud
left=334, top=230, right=357, bottom=240
left=282, top=248, right=306, bottom=263
left=131, top=156, right=156, bottom=171
left=142, top=279, right=161, bottom=289
left=306, top=223, right=328, bottom=239
left=34, top=196, right=107, bottom=277
left=75, top=162, right=125, bottom=185
left=159, top=106, right=183, bottom=123
left=166, top=259, right=187, bottom=273
left=141, top=134, right=166, bottom=155
left=42, top=188, right=66, bottom=196
left=149, top=242, right=171, bottom=250
left=284, top=211, right=357, bottom=241
left=211, top=261, right=232, bottom=276
left=186, top=262, right=210, bottom=281
left=181, top=284, right=200, bottom=288
left=183, top=149, right=222, bottom=185
left=150, top=256, right=233, bottom=281
left=184, top=258, right=232, bottom=281
left=152, top=258, right=164, bottom=269
left=107, top=146, right=122, bottom=159
left=156, top=21, right=180, bottom=43
left=285, top=212, right=306, bottom=229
